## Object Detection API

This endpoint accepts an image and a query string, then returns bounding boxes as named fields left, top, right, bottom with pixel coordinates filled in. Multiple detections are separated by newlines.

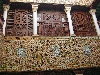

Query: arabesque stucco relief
left=10, top=0, right=94, bottom=6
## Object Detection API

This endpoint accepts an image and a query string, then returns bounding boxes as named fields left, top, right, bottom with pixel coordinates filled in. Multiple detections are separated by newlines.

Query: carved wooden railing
left=0, top=36, right=100, bottom=72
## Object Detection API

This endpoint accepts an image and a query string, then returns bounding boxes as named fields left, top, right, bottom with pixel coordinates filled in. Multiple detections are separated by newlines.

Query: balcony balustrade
left=0, top=34, right=100, bottom=72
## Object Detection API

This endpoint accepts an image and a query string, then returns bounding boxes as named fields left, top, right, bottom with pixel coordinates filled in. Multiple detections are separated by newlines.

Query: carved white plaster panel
left=10, top=0, right=94, bottom=6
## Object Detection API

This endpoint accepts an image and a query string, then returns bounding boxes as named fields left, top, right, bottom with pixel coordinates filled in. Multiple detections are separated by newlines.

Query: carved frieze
left=10, top=0, right=94, bottom=6
left=1, top=36, right=100, bottom=71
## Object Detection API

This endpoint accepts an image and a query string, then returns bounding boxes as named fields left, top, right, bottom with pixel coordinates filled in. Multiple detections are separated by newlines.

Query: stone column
left=3, top=5, right=10, bottom=36
left=89, top=9, right=100, bottom=36
left=64, top=5, right=75, bottom=36
left=31, top=4, right=38, bottom=36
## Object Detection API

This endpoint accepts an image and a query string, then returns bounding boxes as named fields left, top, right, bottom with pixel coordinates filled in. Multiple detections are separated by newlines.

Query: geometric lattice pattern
left=71, top=11, right=97, bottom=36
left=6, top=9, right=33, bottom=36
left=0, top=36, right=100, bottom=72
left=38, top=11, right=69, bottom=36
left=28, top=10, right=33, bottom=36
left=14, top=9, right=33, bottom=36
left=6, top=10, right=15, bottom=36
left=0, top=22, right=2, bottom=32
left=0, top=14, right=3, bottom=32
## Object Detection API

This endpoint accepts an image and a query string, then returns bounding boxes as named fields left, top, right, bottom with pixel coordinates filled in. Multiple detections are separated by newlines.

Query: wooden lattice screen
left=6, top=10, right=15, bottom=36
left=6, top=9, right=98, bottom=36
left=0, top=18, right=3, bottom=32
left=6, top=9, right=69, bottom=36
left=71, top=11, right=97, bottom=36
left=6, top=9, right=33, bottom=36
left=0, top=13, right=3, bottom=32
left=14, top=9, right=33, bottom=36
left=38, top=11, right=69, bottom=36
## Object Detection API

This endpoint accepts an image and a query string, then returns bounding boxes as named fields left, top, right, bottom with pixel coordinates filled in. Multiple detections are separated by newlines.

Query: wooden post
left=64, top=5, right=75, bottom=36
left=31, top=3, right=38, bottom=36
left=90, top=9, right=100, bottom=36
left=3, top=5, right=10, bottom=36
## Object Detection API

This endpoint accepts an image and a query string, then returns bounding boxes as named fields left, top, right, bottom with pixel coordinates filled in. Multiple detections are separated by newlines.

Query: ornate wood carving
left=14, top=9, right=28, bottom=36
left=6, top=9, right=69, bottom=36
left=6, top=9, right=33, bottom=36
left=27, top=10, right=33, bottom=36
left=6, top=10, right=15, bottom=36
left=0, top=14, right=3, bottom=32
left=71, top=11, right=97, bottom=36
left=38, top=11, right=69, bottom=36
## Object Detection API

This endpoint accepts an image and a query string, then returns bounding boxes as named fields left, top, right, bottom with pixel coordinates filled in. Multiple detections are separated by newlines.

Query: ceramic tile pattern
left=0, top=35, right=100, bottom=72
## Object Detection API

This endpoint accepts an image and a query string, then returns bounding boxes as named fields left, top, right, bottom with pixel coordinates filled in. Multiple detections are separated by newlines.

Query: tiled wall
left=0, top=36, right=100, bottom=72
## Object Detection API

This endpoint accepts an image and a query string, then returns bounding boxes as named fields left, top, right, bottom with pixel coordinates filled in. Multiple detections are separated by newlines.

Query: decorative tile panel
left=0, top=36, right=100, bottom=72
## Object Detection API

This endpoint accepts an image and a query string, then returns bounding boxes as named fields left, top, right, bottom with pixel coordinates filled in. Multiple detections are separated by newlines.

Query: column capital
left=31, top=3, right=38, bottom=12
left=89, top=9, right=96, bottom=15
left=3, top=4, right=10, bottom=11
left=64, top=5, right=72, bottom=13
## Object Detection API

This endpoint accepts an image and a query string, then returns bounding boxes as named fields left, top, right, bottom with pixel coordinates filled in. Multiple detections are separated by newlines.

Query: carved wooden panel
left=0, top=17, right=3, bottom=32
left=27, top=10, right=33, bottom=36
left=71, top=11, right=97, bottom=36
left=14, top=9, right=28, bottom=36
left=14, top=9, right=33, bottom=36
left=42, top=11, right=61, bottom=21
left=6, top=9, right=33, bottom=36
left=38, top=11, right=69, bottom=36
left=6, top=10, right=15, bottom=36
left=6, top=9, right=69, bottom=36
